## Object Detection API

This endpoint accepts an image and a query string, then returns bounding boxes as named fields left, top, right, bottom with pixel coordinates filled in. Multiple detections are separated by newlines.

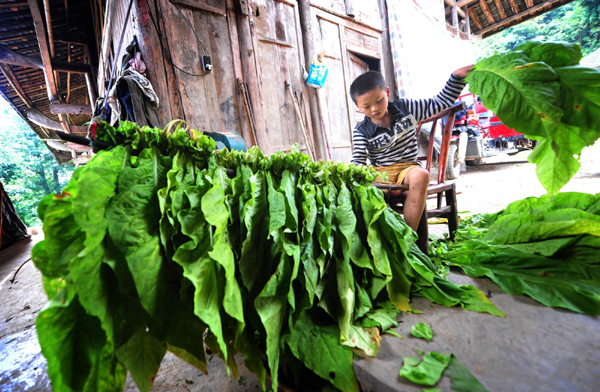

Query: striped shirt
left=351, top=74, right=466, bottom=167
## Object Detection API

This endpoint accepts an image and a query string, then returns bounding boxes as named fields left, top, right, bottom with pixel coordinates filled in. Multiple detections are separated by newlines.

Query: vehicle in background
left=442, top=93, right=535, bottom=179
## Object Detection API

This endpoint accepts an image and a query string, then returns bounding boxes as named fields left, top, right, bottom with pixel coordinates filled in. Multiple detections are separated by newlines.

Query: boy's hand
left=453, top=64, right=474, bottom=78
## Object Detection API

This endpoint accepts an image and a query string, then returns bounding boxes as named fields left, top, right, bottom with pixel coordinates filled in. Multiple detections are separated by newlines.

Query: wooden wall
left=96, top=0, right=391, bottom=162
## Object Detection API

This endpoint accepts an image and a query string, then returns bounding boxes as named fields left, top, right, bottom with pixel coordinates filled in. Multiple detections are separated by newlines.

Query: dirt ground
left=1, top=142, right=599, bottom=392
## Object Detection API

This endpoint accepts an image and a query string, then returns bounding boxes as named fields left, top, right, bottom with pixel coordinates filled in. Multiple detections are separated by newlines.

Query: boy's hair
left=349, top=71, right=387, bottom=104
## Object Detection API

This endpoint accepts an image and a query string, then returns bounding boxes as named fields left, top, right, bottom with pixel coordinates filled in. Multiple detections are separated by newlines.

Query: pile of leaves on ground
left=432, top=192, right=600, bottom=316
left=466, top=41, right=600, bottom=196
left=32, top=120, right=503, bottom=392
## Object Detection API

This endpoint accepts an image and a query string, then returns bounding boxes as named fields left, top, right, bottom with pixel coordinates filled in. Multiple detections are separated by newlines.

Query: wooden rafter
left=457, top=0, right=479, bottom=6
left=479, top=0, right=563, bottom=35
left=494, top=0, right=507, bottom=19
left=479, top=0, right=495, bottom=24
left=0, top=63, right=33, bottom=108
left=508, top=0, right=521, bottom=15
left=525, top=0, right=535, bottom=7
left=27, top=0, right=59, bottom=101
left=469, top=7, right=484, bottom=30
left=0, top=45, right=44, bottom=69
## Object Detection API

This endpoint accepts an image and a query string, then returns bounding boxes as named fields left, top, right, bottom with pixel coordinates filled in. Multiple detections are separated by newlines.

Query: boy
left=349, top=66, right=473, bottom=231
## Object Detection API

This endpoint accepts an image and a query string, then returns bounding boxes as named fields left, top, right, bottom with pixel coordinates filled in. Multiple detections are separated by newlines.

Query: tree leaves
left=466, top=41, right=600, bottom=195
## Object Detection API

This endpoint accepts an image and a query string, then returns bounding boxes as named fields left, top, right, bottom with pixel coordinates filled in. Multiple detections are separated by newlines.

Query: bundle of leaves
left=32, top=121, right=503, bottom=392
left=432, top=192, right=600, bottom=316
left=466, top=41, right=600, bottom=196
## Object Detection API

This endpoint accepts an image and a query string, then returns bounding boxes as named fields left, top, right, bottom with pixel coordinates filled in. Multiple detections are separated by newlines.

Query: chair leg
left=445, top=184, right=459, bottom=241
left=416, top=206, right=429, bottom=254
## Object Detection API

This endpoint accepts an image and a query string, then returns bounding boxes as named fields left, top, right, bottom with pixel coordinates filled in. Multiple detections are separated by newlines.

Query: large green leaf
left=516, top=41, right=582, bottom=68
left=36, top=289, right=126, bottom=392
left=106, top=148, right=172, bottom=320
left=115, top=327, right=166, bottom=392
left=284, top=311, right=359, bottom=392
left=466, top=53, right=561, bottom=139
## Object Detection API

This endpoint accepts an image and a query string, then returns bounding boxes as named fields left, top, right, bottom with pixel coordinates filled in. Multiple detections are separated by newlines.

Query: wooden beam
left=0, top=45, right=44, bottom=69
left=0, top=64, right=33, bottom=108
left=479, top=0, right=495, bottom=24
left=0, top=2, right=28, bottom=8
left=468, top=7, right=483, bottom=30
left=27, top=0, right=59, bottom=101
left=43, top=0, right=55, bottom=58
left=27, top=107, right=86, bottom=132
left=457, top=0, right=479, bottom=6
left=508, top=0, right=520, bottom=15
left=50, top=103, right=93, bottom=114
left=169, top=0, right=226, bottom=15
left=494, top=0, right=507, bottom=19
left=525, top=0, right=534, bottom=7
left=445, top=4, right=466, bottom=18
left=479, top=0, right=562, bottom=35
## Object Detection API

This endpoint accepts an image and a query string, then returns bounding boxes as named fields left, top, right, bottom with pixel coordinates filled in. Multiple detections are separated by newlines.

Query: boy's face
left=355, top=86, right=390, bottom=121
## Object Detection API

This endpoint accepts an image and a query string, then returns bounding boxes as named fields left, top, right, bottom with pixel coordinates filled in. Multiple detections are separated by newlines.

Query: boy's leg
left=401, top=167, right=429, bottom=231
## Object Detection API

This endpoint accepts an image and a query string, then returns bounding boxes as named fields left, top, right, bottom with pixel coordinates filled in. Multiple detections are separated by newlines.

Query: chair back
left=415, top=102, right=466, bottom=184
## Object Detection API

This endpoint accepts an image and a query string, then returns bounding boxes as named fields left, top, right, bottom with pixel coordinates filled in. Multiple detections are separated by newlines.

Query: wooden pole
left=297, top=0, right=327, bottom=160
left=0, top=63, right=33, bottom=108
left=287, top=81, right=316, bottom=161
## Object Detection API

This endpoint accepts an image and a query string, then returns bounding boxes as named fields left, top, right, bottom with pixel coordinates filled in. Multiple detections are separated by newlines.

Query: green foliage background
left=0, top=97, right=74, bottom=227
left=474, top=0, right=600, bottom=60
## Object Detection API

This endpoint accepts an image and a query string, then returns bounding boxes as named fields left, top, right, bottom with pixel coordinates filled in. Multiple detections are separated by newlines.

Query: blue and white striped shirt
left=351, top=74, right=466, bottom=167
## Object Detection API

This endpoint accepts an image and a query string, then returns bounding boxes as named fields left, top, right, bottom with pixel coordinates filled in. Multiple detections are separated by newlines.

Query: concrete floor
left=2, top=144, right=600, bottom=391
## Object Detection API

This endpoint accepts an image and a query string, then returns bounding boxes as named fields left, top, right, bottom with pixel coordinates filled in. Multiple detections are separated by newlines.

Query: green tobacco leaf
left=444, top=247, right=600, bottom=315
left=342, top=325, right=381, bottom=357
left=284, top=311, right=359, bottom=392
left=445, top=355, right=490, bottom=392
left=106, top=148, right=172, bottom=320
left=254, top=253, right=292, bottom=391
left=203, top=169, right=245, bottom=330
left=423, top=388, right=443, bottom=392
left=411, top=322, right=433, bottom=342
left=466, top=52, right=561, bottom=140
left=36, top=289, right=126, bottom=392
left=116, top=327, right=166, bottom=392
left=516, top=41, right=582, bottom=68
left=528, top=138, right=581, bottom=195
left=399, top=351, right=451, bottom=386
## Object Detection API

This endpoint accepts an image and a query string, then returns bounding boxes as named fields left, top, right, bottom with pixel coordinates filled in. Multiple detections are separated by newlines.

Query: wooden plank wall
left=96, top=0, right=389, bottom=162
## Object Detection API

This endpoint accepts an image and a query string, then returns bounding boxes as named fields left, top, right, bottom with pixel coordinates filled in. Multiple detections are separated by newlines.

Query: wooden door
left=348, top=52, right=369, bottom=127
left=249, top=0, right=312, bottom=156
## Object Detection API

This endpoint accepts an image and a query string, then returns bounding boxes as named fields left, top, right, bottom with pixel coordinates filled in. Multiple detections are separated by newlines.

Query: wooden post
left=297, top=0, right=327, bottom=160
left=345, top=0, right=355, bottom=18
left=464, top=6, right=471, bottom=39
left=235, top=0, right=266, bottom=148
left=451, top=2, right=459, bottom=37
left=377, top=0, right=396, bottom=101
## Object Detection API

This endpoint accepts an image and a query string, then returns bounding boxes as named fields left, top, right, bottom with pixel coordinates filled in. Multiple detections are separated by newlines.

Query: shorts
left=372, top=162, right=421, bottom=185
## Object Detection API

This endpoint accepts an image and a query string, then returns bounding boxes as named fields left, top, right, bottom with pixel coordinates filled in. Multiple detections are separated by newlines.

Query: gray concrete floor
left=2, top=143, right=600, bottom=391
left=354, top=273, right=600, bottom=392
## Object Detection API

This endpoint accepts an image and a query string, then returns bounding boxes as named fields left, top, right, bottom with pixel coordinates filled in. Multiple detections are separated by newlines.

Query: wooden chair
left=373, top=102, right=466, bottom=254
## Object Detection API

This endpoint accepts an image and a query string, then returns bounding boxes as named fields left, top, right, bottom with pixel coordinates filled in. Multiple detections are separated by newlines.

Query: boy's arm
left=404, top=73, right=467, bottom=122
left=351, top=128, right=368, bottom=166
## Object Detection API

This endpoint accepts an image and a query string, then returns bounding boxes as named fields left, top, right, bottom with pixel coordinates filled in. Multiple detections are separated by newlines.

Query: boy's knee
left=407, top=168, right=430, bottom=187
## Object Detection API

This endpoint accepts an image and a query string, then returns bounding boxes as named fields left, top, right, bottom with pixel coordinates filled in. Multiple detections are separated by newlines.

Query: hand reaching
left=453, top=64, right=474, bottom=78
